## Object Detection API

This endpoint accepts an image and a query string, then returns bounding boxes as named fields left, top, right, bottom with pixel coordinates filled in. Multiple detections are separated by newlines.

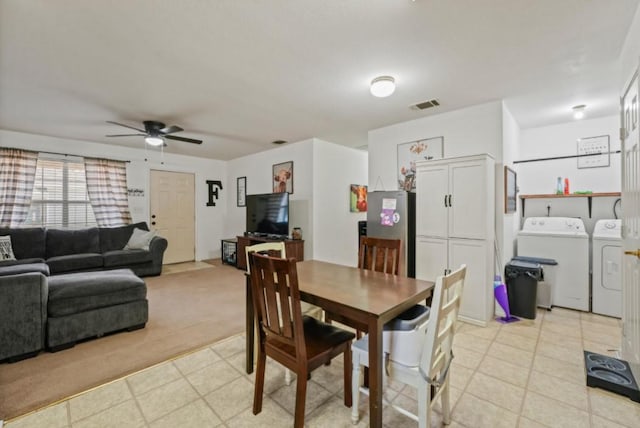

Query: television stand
left=236, top=235, right=304, bottom=270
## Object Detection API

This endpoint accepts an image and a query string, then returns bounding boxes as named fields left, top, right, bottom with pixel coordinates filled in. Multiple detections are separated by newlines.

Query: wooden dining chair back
left=350, top=264, right=467, bottom=428
left=248, top=252, right=355, bottom=428
left=358, top=236, right=401, bottom=275
left=325, top=236, right=403, bottom=337
left=245, top=242, right=322, bottom=384
left=245, top=241, right=286, bottom=273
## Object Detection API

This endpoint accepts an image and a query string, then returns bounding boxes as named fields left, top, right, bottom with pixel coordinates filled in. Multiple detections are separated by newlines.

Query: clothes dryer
left=592, top=219, right=622, bottom=318
left=517, top=217, right=589, bottom=311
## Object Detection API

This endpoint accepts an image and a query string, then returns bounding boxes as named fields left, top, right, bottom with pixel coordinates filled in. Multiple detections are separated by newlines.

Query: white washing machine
left=592, top=219, right=622, bottom=318
left=517, top=217, right=590, bottom=311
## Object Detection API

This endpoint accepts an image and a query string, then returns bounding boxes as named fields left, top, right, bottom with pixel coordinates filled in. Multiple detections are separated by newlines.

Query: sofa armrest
left=146, top=235, right=168, bottom=275
left=0, top=272, right=47, bottom=361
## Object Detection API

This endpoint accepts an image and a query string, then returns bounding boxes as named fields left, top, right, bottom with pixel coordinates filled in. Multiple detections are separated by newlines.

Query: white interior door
left=621, top=64, right=640, bottom=369
left=150, top=170, right=195, bottom=264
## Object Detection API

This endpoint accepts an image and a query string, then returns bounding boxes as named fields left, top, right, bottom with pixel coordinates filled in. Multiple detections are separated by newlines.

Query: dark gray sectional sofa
left=0, top=222, right=167, bottom=363
left=0, top=221, right=167, bottom=277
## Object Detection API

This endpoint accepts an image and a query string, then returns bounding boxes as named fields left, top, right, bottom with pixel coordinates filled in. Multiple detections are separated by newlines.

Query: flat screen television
left=245, top=192, right=289, bottom=238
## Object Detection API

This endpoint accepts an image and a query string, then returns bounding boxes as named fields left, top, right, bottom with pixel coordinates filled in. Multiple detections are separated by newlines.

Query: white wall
left=517, top=115, right=621, bottom=233
left=225, top=139, right=315, bottom=257
left=225, top=138, right=368, bottom=265
left=368, top=101, right=503, bottom=191
left=0, top=129, right=227, bottom=261
left=620, top=4, right=640, bottom=89
left=312, top=140, right=368, bottom=266
left=518, top=116, right=621, bottom=194
left=501, top=103, right=521, bottom=266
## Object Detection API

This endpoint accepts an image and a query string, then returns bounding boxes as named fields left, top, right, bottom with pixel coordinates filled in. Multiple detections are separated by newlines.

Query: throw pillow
left=124, top=228, right=157, bottom=251
left=0, top=235, right=16, bottom=261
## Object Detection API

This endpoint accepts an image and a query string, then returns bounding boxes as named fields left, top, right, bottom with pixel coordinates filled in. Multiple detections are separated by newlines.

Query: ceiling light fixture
left=145, top=136, right=164, bottom=146
left=370, top=76, right=396, bottom=98
left=572, top=104, right=586, bottom=120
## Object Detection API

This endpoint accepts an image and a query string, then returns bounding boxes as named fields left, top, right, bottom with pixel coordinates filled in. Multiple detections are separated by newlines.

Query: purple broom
left=494, top=274, right=519, bottom=323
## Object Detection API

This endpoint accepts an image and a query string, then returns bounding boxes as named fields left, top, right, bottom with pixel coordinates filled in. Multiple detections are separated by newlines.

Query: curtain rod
left=8, top=147, right=131, bottom=163
left=513, top=150, right=621, bottom=164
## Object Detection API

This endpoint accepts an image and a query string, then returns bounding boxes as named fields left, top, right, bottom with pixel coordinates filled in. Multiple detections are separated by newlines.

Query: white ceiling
left=1, top=0, right=638, bottom=160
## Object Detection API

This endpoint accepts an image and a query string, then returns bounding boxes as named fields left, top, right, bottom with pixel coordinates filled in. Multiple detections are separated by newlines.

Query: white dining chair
left=245, top=241, right=323, bottom=385
left=350, top=264, right=467, bottom=427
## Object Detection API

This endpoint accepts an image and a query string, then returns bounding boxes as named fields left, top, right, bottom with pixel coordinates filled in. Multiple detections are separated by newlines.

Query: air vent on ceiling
left=271, top=140, right=287, bottom=145
left=411, top=99, right=440, bottom=110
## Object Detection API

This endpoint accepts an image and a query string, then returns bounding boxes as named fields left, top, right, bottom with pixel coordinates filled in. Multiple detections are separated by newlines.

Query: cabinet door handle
left=444, top=195, right=448, bottom=207
left=448, top=194, right=452, bottom=206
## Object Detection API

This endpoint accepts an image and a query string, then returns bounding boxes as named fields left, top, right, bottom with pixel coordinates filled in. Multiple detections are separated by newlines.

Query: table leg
left=367, top=317, right=383, bottom=428
left=245, top=275, right=254, bottom=374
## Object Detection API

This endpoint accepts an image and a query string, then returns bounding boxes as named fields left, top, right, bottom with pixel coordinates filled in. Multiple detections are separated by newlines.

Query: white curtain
left=84, top=157, right=132, bottom=227
left=0, top=148, right=38, bottom=227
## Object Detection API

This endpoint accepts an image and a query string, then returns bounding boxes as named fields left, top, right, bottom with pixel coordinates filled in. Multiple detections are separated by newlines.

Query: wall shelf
left=519, top=192, right=621, bottom=218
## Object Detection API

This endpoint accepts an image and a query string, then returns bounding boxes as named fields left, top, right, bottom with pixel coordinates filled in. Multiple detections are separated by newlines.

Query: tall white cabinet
left=415, top=154, right=495, bottom=326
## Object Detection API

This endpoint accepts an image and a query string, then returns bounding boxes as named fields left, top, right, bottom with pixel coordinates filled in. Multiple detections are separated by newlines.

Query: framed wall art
left=273, top=161, right=294, bottom=194
left=397, top=136, right=443, bottom=191
left=577, top=135, right=610, bottom=169
left=237, top=176, right=246, bottom=207
left=504, top=166, right=517, bottom=214
left=350, top=184, right=367, bottom=212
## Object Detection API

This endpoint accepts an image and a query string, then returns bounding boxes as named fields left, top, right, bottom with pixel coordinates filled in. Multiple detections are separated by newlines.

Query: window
left=25, top=156, right=97, bottom=228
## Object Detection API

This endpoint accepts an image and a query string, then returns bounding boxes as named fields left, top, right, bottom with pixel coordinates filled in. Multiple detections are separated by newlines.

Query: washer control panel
left=522, top=217, right=586, bottom=233
left=593, top=219, right=622, bottom=238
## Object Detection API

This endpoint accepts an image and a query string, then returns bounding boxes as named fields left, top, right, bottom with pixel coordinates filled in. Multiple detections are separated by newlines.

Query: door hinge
left=620, top=127, right=628, bottom=141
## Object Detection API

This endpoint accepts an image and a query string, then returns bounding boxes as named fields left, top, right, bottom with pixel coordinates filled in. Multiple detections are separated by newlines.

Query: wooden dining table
left=244, top=259, right=435, bottom=428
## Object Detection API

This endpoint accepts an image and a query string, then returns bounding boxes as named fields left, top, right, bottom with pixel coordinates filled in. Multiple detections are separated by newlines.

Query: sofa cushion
left=0, top=227, right=46, bottom=259
left=46, top=228, right=100, bottom=258
left=0, top=235, right=16, bottom=261
left=124, top=228, right=157, bottom=250
left=47, top=253, right=103, bottom=275
left=103, top=249, right=153, bottom=267
left=99, top=222, right=149, bottom=253
left=47, top=269, right=146, bottom=317
left=0, top=262, right=50, bottom=277
left=0, top=257, right=45, bottom=267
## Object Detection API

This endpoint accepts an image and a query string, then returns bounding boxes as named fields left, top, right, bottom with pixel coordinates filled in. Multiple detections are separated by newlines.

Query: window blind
left=25, top=157, right=97, bottom=228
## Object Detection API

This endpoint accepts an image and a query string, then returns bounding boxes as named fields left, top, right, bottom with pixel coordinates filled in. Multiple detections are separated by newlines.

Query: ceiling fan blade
left=160, top=125, right=183, bottom=134
left=165, top=135, right=203, bottom=145
left=106, top=133, right=146, bottom=137
left=106, top=120, right=145, bottom=133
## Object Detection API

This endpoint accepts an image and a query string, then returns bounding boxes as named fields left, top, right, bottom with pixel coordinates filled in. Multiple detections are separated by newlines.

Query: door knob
left=624, top=250, right=640, bottom=258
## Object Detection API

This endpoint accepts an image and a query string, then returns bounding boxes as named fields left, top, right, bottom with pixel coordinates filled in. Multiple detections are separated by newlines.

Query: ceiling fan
left=105, top=120, right=203, bottom=146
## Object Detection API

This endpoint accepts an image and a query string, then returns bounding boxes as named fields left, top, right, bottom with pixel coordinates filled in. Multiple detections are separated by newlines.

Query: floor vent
left=411, top=99, right=440, bottom=110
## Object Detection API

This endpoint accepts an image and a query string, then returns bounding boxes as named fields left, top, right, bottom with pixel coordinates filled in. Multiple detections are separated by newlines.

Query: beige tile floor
left=5, top=307, right=640, bottom=427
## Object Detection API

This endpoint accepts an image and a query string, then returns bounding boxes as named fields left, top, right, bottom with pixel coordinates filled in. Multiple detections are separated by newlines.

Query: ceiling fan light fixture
left=370, top=76, right=396, bottom=98
left=145, top=136, right=164, bottom=146
left=572, top=104, right=586, bottom=120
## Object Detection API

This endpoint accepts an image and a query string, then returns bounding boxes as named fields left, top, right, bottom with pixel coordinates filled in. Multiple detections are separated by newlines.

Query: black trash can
left=505, top=260, right=543, bottom=319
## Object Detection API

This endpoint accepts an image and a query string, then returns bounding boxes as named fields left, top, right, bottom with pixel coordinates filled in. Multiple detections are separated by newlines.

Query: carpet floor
left=0, top=263, right=246, bottom=420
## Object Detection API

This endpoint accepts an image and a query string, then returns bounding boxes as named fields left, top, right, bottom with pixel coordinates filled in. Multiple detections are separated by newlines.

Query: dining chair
left=248, top=252, right=356, bottom=428
left=358, top=236, right=401, bottom=275
left=350, top=264, right=467, bottom=428
left=245, top=241, right=323, bottom=385
left=326, top=236, right=402, bottom=335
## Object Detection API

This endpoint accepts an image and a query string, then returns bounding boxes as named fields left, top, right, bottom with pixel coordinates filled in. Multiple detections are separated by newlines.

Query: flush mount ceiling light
left=145, top=136, right=164, bottom=146
left=572, top=104, right=586, bottom=120
left=370, top=76, right=396, bottom=98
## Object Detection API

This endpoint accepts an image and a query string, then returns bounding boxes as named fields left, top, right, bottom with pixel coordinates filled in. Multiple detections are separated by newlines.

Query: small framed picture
left=237, top=176, right=246, bottom=207
left=350, top=184, right=368, bottom=212
left=504, top=166, right=517, bottom=214
left=273, top=161, right=294, bottom=194
left=397, top=137, right=444, bottom=191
